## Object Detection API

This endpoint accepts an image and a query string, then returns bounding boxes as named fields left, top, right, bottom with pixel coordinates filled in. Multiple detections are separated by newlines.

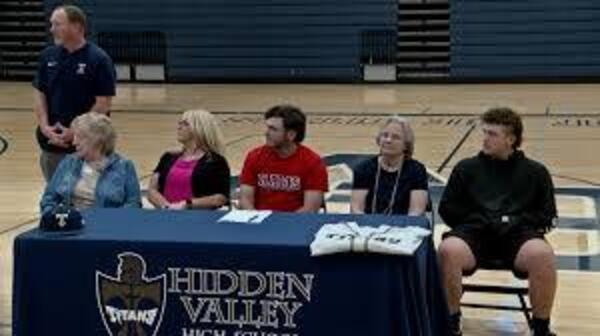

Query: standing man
left=438, top=107, right=558, bottom=336
left=239, top=105, right=328, bottom=212
left=34, top=5, right=116, bottom=181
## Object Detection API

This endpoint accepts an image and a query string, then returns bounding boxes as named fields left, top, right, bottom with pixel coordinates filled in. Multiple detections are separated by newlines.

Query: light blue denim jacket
left=40, top=153, right=141, bottom=214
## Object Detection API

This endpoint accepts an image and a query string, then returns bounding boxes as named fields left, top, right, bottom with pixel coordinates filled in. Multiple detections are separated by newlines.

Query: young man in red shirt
left=239, top=105, right=328, bottom=212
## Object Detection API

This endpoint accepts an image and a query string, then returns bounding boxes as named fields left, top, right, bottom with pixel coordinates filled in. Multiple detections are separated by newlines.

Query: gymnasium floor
left=1, top=82, right=599, bottom=335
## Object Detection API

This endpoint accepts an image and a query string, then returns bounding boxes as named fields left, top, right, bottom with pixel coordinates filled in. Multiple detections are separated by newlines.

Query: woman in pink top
left=147, top=109, right=231, bottom=210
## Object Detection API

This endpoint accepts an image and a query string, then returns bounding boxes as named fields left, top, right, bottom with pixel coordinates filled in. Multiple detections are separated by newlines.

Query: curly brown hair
left=481, top=107, right=523, bottom=149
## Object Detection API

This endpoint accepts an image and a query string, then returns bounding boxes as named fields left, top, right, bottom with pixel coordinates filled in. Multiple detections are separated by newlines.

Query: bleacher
left=73, top=0, right=396, bottom=82
left=451, top=0, right=600, bottom=80
left=2, top=0, right=600, bottom=82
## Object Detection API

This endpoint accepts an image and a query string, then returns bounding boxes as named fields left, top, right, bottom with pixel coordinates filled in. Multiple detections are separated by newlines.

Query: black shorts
left=442, top=225, right=545, bottom=279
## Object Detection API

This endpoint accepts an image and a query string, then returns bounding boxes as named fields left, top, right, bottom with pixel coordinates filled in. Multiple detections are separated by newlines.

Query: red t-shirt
left=240, top=144, right=328, bottom=211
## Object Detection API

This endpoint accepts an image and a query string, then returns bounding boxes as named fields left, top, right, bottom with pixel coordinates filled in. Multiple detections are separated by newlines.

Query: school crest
left=96, top=252, right=166, bottom=336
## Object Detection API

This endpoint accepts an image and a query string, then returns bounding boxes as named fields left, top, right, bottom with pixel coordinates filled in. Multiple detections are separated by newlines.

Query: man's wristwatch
left=185, top=198, right=193, bottom=209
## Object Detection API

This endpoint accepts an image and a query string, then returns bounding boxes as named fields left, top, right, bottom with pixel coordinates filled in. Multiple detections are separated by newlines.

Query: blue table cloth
left=13, top=209, right=450, bottom=336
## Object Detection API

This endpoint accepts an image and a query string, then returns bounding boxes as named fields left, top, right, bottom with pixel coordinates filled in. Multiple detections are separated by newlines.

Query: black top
left=352, top=156, right=428, bottom=215
left=439, top=151, right=557, bottom=234
left=33, top=42, right=116, bottom=153
left=153, top=152, right=231, bottom=207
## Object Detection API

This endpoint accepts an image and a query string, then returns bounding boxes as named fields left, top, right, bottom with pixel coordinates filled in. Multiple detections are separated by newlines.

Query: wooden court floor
left=1, top=82, right=600, bottom=335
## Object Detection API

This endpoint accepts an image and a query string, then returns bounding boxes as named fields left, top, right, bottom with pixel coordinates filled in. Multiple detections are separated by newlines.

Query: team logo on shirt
left=96, top=252, right=166, bottom=336
left=77, top=63, right=87, bottom=75
left=47, top=61, right=57, bottom=67
left=257, top=173, right=301, bottom=191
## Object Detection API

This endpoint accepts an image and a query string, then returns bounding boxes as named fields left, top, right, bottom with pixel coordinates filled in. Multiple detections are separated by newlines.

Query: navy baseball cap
left=40, top=204, right=84, bottom=232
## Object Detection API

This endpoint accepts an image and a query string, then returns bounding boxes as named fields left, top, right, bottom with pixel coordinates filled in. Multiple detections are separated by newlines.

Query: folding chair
left=461, top=258, right=532, bottom=327
left=425, top=198, right=435, bottom=230
left=432, top=195, right=532, bottom=327
left=319, top=195, right=328, bottom=213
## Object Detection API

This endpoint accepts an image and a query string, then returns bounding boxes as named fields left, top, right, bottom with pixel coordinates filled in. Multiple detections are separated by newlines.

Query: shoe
left=529, top=317, right=556, bottom=336
left=530, top=329, right=557, bottom=336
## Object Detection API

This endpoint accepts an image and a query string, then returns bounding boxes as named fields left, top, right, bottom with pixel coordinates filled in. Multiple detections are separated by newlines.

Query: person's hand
left=40, top=124, right=58, bottom=138
left=167, top=201, right=187, bottom=210
left=56, top=123, right=74, bottom=144
left=42, top=124, right=69, bottom=148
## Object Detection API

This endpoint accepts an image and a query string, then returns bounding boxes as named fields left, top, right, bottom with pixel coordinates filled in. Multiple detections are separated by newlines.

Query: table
left=13, top=209, right=449, bottom=336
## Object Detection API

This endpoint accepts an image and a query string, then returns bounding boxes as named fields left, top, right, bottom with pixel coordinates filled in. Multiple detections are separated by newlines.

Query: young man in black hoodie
left=438, top=107, right=558, bottom=336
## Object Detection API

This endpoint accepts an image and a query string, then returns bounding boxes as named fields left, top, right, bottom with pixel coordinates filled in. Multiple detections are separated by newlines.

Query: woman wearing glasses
left=351, top=116, right=428, bottom=215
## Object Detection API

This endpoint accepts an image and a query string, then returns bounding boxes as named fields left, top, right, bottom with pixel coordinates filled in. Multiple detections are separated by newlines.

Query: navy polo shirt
left=33, top=42, right=116, bottom=152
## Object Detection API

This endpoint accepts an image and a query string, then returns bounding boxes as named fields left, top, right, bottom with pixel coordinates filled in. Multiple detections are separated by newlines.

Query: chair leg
left=462, top=283, right=532, bottom=327
left=517, top=293, right=532, bottom=327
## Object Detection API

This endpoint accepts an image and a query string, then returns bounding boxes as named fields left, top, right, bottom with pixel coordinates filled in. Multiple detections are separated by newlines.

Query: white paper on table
left=218, top=209, right=272, bottom=224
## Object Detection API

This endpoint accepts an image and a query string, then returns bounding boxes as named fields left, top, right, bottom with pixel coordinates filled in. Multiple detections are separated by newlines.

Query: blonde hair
left=379, top=116, right=415, bottom=159
left=182, top=109, right=226, bottom=156
left=72, top=112, right=116, bottom=155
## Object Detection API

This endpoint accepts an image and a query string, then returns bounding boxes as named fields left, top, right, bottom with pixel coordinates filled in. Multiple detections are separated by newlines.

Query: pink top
left=163, top=158, right=199, bottom=203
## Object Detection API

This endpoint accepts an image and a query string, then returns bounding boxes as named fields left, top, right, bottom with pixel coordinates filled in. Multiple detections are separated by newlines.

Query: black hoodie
left=439, top=150, right=557, bottom=235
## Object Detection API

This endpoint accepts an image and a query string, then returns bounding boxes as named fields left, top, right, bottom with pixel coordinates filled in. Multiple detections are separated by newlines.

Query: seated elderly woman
left=40, top=112, right=141, bottom=214
left=351, top=116, right=428, bottom=215
left=147, top=109, right=231, bottom=210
